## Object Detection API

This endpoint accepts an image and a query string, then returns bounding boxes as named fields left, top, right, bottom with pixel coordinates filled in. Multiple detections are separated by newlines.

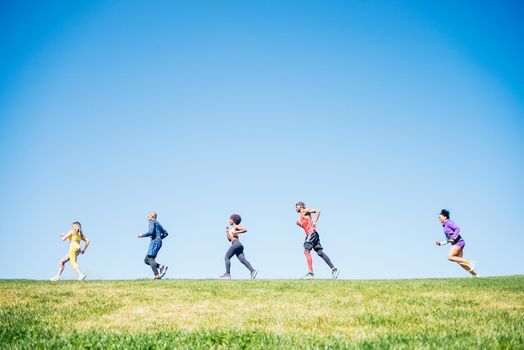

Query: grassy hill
left=1, top=276, right=523, bottom=349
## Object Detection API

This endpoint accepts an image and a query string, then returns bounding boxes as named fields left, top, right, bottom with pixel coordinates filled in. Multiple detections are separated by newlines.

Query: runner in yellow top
left=51, top=221, right=90, bottom=281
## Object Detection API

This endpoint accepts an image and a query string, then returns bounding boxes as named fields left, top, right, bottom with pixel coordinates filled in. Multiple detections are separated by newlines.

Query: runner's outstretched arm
left=435, top=240, right=450, bottom=246
left=138, top=222, right=154, bottom=238
left=61, top=231, right=73, bottom=241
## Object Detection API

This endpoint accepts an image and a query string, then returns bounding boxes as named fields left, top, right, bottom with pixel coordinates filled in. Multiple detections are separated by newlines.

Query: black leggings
left=316, top=249, right=334, bottom=269
left=144, top=255, right=160, bottom=276
left=225, top=239, right=254, bottom=274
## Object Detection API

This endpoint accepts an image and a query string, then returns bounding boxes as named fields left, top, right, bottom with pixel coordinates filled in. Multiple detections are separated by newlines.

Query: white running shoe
left=50, top=276, right=59, bottom=282
left=219, top=273, right=231, bottom=279
left=304, top=272, right=315, bottom=279
left=160, top=265, right=168, bottom=278
left=251, top=270, right=258, bottom=280
left=78, top=274, right=86, bottom=281
left=332, top=268, right=340, bottom=280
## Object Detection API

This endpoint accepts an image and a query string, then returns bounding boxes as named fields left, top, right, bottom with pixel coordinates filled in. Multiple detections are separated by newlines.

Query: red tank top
left=299, top=215, right=316, bottom=235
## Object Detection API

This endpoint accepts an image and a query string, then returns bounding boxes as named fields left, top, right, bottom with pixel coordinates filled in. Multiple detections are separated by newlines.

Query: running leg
left=304, top=249, right=313, bottom=273
left=224, top=244, right=236, bottom=274
left=145, top=256, right=160, bottom=276
left=144, top=256, right=160, bottom=270
left=70, top=249, right=85, bottom=279
left=457, top=248, right=476, bottom=276
left=54, top=254, right=69, bottom=280
left=316, top=249, right=334, bottom=269
left=236, top=252, right=254, bottom=273
left=448, top=246, right=473, bottom=274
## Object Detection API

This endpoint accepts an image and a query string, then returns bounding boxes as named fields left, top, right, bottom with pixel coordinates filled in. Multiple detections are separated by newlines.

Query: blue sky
left=1, top=0, right=523, bottom=280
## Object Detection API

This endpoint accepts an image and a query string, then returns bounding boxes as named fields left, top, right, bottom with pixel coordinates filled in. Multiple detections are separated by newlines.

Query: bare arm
left=61, top=231, right=73, bottom=241
left=306, top=208, right=321, bottom=226
left=226, top=226, right=233, bottom=241
left=233, top=225, right=247, bottom=234
left=82, top=236, right=90, bottom=253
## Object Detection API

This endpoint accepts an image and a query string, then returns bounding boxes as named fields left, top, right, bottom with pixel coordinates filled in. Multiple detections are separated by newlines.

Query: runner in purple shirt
left=435, top=209, right=478, bottom=277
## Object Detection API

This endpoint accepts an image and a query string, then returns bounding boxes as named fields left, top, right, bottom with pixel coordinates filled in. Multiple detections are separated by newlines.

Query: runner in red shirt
left=296, top=202, right=339, bottom=279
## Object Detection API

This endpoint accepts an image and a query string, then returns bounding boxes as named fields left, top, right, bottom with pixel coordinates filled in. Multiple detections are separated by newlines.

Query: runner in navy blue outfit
left=138, top=212, right=169, bottom=279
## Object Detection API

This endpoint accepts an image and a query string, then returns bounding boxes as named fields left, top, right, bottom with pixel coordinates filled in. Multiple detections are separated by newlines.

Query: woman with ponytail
left=435, top=209, right=478, bottom=277
left=51, top=221, right=89, bottom=281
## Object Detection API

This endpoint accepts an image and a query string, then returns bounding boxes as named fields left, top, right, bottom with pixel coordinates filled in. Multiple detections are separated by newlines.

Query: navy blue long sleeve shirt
left=142, top=220, right=164, bottom=241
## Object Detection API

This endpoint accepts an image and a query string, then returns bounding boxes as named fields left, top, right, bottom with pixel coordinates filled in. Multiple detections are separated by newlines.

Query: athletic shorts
left=304, top=232, right=323, bottom=251
left=453, top=240, right=465, bottom=249
left=147, top=239, right=162, bottom=258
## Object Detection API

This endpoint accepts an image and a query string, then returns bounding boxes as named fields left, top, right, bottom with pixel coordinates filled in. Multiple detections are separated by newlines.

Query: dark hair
left=230, top=214, right=241, bottom=225
left=296, top=202, right=306, bottom=208
left=440, top=209, right=450, bottom=219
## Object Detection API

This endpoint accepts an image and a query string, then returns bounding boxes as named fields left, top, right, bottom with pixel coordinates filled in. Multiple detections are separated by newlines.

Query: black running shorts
left=303, top=231, right=323, bottom=251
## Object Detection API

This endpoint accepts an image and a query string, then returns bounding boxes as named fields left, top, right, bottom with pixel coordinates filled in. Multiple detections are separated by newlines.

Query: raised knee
left=447, top=256, right=454, bottom=261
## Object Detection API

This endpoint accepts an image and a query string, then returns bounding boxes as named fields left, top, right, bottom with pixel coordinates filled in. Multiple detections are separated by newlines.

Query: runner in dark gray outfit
left=219, top=214, right=258, bottom=279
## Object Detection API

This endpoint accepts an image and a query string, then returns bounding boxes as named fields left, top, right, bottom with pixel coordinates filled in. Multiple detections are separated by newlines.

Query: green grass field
left=1, top=276, right=523, bottom=349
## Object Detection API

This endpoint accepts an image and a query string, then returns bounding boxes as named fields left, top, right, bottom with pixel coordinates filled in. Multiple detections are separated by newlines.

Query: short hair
left=149, top=212, right=157, bottom=219
left=296, top=201, right=306, bottom=208
left=440, top=209, right=450, bottom=219
left=230, top=214, right=241, bottom=225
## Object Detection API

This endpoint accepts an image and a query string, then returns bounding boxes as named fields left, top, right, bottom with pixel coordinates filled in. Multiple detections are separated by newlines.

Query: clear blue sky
left=1, top=0, right=523, bottom=280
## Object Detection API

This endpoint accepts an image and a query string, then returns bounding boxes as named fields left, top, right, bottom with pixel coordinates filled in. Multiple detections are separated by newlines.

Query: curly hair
left=230, top=214, right=241, bottom=225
